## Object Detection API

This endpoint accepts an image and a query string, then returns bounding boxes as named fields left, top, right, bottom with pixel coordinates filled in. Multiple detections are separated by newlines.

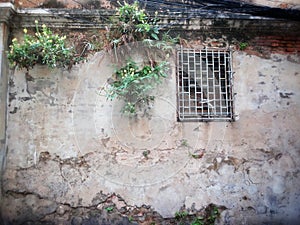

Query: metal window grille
left=177, top=48, right=234, bottom=121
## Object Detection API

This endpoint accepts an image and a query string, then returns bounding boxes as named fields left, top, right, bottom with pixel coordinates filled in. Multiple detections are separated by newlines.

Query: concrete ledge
left=0, top=3, right=15, bottom=24
left=6, top=8, right=299, bottom=38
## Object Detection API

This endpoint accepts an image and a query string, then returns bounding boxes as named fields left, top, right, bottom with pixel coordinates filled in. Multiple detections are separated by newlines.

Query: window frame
left=176, top=47, right=234, bottom=122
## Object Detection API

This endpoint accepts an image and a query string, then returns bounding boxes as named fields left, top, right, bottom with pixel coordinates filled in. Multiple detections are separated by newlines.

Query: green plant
left=239, top=42, right=248, bottom=51
left=207, top=206, right=219, bottom=224
left=175, top=211, right=188, bottom=220
left=106, top=60, right=168, bottom=115
left=104, top=1, right=178, bottom=62
left=7, top=20, right=79, bottom=71
left=105, top=206, right=114, bottom=212
left=173, top=205, right=220, bottom=225
left=142, top=150, right=150, bottom=158
left=106, top=1, right=160, bottom=50
left=191, top=217, right=204, bottom=225
left=103, top=1, right=177, bottom=116
left=180, top=139, right=189, bottom=147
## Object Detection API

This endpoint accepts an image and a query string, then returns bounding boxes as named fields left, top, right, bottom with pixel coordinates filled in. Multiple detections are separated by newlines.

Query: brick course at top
left=252, top=36, right=300, bottom=54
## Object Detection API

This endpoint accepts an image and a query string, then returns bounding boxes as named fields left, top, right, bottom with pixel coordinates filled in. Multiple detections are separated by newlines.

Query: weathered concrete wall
left=1, top=2, right=300, bottom=224
left=0, top=3, right=14, bottom=219
left=2, top=38, right=300, bottom=224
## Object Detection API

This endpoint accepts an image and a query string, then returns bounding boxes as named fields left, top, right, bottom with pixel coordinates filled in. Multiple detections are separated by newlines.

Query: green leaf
left=105, top=206, right=114, bottom=212
left=150, top=33, right=159, bottom=40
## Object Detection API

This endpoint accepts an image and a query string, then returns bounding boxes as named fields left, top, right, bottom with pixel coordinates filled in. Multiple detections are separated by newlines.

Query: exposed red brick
left=286, top=43, right=296, bottom=48
left=248, top=35, right=300, bottom=55
left=286, top=48, right=297, bottom=53
left=265, top=36, right=281, bottom=40
left=274, top=47, right=285, bottom=51
left=271, top=42, right=280, bottom=47
left=283, top=36, right=298, bottom=41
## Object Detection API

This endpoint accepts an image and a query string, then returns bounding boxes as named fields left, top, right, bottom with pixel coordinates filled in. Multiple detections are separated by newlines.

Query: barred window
left=177, top=48, right=234, bottom=121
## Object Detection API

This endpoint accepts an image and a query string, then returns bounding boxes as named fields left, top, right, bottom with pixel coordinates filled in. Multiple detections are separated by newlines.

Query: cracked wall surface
left=1, top=41, right=300, bottom=224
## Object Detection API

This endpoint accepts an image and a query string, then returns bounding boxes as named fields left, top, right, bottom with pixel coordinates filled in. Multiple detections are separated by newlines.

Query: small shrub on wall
left=105, top=1, right=160, bottom=50
left=103, top=1, right=178, bottom=116
left=7, top=20, right=81, bottom=72
left=106, top=60, right=169, bottom=115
